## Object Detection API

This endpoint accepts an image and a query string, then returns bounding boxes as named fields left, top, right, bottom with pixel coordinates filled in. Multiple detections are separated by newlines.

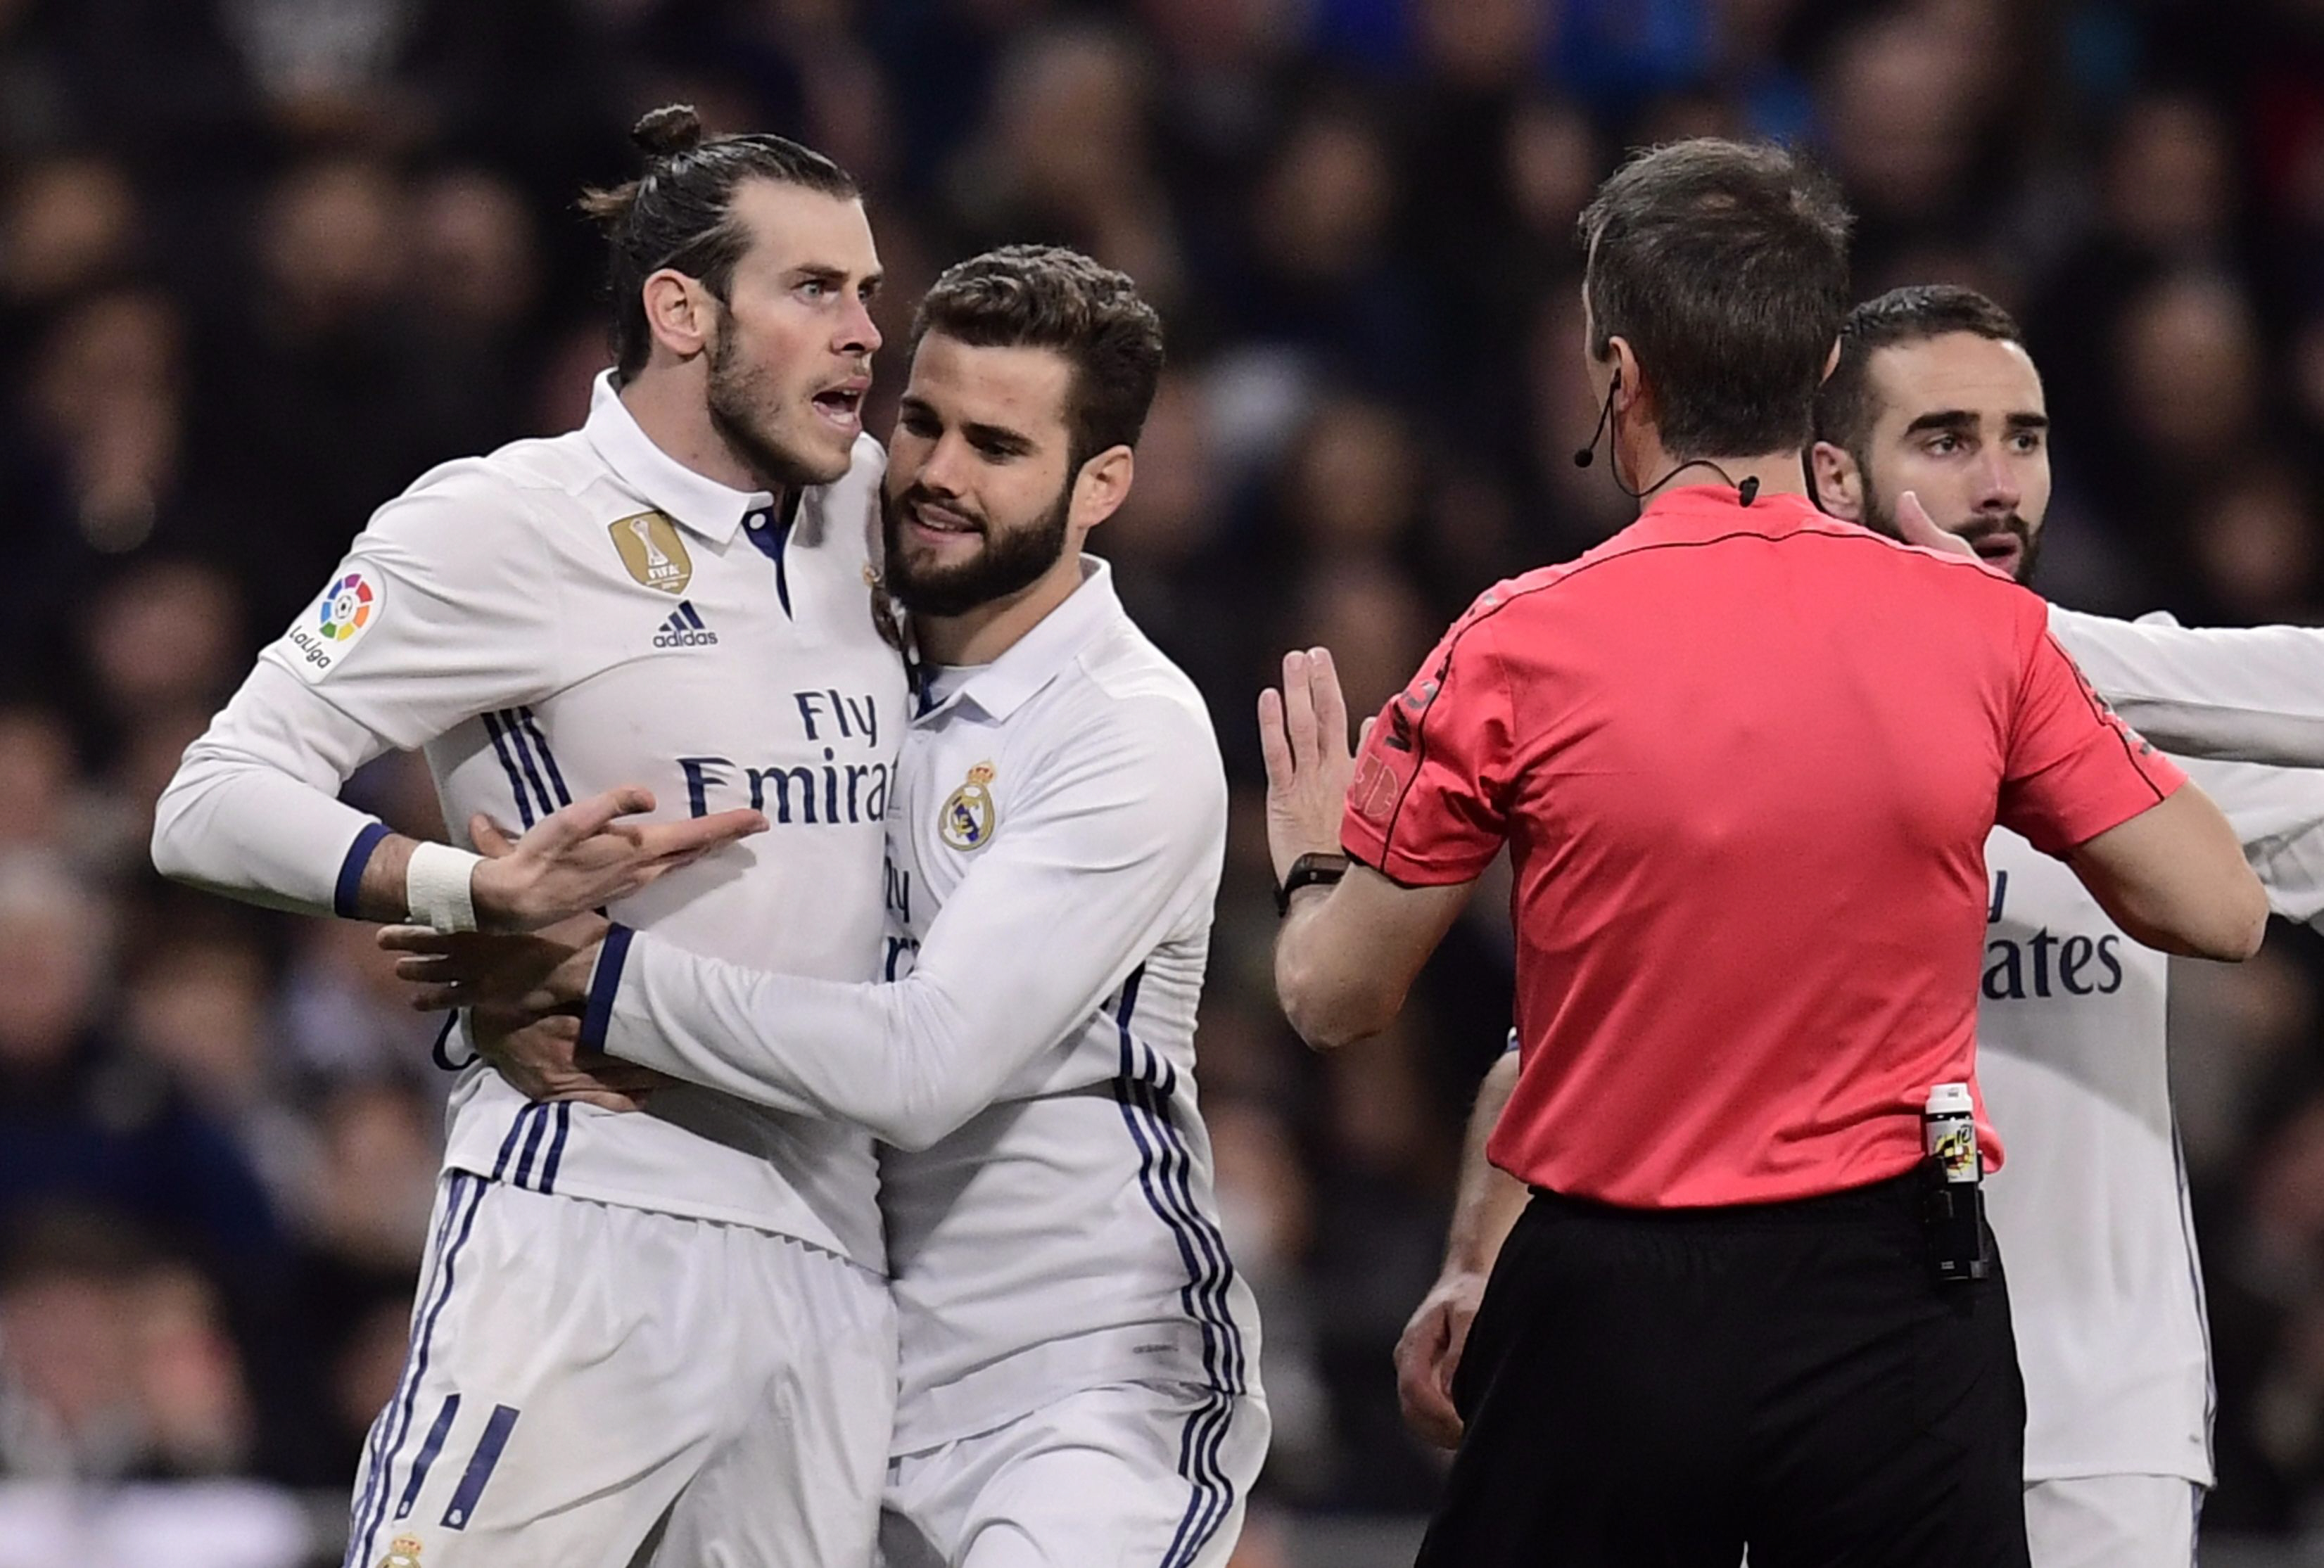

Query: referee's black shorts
left=1418, top=1168, right=2029, bottom=1568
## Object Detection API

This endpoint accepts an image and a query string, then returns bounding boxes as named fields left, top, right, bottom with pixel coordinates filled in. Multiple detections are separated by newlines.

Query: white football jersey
left=2050, top=604, right=2324, bottom=766
left=1981, top=756, right=2324, bottom=1483
left=154, top=374, right=909, bottom=1266
left=585, top=560, right=1264, bottom=1451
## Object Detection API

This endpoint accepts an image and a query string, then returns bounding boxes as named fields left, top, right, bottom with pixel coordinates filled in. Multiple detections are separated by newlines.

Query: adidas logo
left=653, top=601, right=719, bottom=648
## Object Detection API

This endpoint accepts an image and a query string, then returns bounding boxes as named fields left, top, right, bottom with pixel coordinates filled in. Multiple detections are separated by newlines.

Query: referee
left=1259, top=139, right=2268, bottom=1567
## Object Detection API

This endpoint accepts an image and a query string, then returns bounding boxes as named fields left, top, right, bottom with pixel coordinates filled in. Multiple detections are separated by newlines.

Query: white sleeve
left=2178, top=755, right=2324, bottom=928
left=2048, top=604, right=2324, bottom=767
left=150, top=471, right=560, bottom=917
left=151, top=663, right=399, bottom=913
left=590, top=700, right=1227, bottom=1151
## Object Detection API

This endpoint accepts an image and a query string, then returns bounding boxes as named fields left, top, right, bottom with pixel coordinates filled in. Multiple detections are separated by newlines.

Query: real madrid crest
left=375, top=1535, right=425, bottom=1568
left=939, top=762, right=999, bottom=852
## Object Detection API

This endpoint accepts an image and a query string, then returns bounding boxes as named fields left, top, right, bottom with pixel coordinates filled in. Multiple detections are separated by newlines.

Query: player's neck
left=1618, top=428, right=1810, bottom=509
left=618, top=370, right=766, bottom=496
left=915, top=556, right=1085, bottom=668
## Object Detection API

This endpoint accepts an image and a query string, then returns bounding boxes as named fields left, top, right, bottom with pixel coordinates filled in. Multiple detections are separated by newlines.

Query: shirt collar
left=1625, top=482, right=1830, bottom=546
left=917, top=556, right=1122, bottom=725
left=581, top=371, right=773, bottom=544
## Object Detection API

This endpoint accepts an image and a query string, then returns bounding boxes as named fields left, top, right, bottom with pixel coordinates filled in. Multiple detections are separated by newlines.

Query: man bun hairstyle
left=1578, top=138, right=1853, bottom=460
left=911, top=245, right=1166, bottom=476
left=1813, top=283, right=2025, bottom=462
left=628, top=103, right=704, bottom=160
left=579, top=105, right=859, bottom=379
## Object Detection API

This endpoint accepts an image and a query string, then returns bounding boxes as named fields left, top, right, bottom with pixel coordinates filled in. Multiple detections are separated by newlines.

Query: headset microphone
left=1574, top=376, right=1617, bottom=469
left=1573, top=369, right=1760, bottom=506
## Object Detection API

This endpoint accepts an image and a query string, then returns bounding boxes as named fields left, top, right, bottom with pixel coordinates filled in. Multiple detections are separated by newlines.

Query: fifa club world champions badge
left=940, top=762, right=999, bottom=852
left=608, top=509, right=694, bottom=595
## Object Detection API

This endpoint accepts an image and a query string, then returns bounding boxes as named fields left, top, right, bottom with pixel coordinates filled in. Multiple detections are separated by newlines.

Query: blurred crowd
left=9, top=0, right=2324, bottom=1557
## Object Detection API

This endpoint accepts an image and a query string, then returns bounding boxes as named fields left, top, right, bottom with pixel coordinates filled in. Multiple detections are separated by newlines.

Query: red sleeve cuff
left=1340, top=806, right=1497, bottom=886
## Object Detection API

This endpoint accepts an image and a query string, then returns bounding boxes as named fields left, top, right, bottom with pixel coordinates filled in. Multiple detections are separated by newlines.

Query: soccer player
left=1815, top=285, right=2324, bottom=1566
left=386, top=247, right=1266, bottom=1568
left=1395, top=284, right=2324, bottom=1568
left=150, top=109, right=906, bottom=1567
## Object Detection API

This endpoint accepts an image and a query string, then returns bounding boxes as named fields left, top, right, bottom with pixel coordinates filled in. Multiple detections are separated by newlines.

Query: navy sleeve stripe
left=579, top=924, right=637, bottom=1054
left=334, top=821, right=393, bottom=917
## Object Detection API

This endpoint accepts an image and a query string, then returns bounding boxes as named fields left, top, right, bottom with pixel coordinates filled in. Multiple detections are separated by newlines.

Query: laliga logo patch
left=374, top=1535, right=425, bottom=1568
left=939, top=762, right=999, bottom=852
left=609, top=509, right=693, bottom=595
left=282, top=569, right=382, bottom=684
left=319, top=573, right=374, bottom=639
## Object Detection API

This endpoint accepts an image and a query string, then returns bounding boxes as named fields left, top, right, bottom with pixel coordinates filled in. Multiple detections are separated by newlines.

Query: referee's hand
left=1258, top=646, right=1369, bottom=885
left=1395, top=1270, right=1485, bottom=1451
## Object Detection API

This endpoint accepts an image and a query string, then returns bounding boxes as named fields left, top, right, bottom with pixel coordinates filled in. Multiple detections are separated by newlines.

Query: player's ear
left=1069, top=445, right=1135, bottom=535
left=1606, top=336, right=1642, bottom=413
left=1810, top=441, right=1863, bottom=521
left=641, top=269, right=715, bottom=362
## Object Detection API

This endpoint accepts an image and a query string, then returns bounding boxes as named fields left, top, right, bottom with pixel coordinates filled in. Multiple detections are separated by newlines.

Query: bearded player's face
left=1855, top=333, right=2054, bottom=585
left=882, top=333, right=1081, bottom=617
left=700, top=180, right=883, bottom=487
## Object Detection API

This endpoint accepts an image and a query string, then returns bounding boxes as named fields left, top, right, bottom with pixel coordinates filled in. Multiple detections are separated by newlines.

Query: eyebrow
left=1900, top=408, right=2049, bottom=436
left=963, top=420, right=1036, bottom=457
left=896, top=398, right=1039, bottom=457
left=787, top=263, right=883, bottom=291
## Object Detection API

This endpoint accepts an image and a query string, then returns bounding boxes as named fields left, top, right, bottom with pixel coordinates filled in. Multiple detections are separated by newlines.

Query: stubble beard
left=705, top=319, right=849, bottom=490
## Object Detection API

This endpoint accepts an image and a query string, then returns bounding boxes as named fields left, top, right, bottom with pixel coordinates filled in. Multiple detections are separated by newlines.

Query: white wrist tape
left=406, top=841, right=483, bottom=933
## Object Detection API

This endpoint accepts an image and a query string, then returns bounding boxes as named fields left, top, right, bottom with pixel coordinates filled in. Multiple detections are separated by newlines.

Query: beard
left=705, top=317, right=848, bottom=490
left=1858, top=459, right=2043, bottom=585
left=881, top=476, right=1074, bottom=618
left=1948, top=511, right=2042, bottom=585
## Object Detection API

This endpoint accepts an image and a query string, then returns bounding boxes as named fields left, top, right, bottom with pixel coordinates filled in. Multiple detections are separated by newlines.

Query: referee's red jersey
left=1342, top=485, right=2184, bottom=1209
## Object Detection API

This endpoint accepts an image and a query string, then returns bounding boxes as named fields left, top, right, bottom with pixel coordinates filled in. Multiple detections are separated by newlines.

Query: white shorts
left=2023, top=1474, right=2202, bottom=1568
left=344, top=1171, right=896, bottom=1568
left=877, top=1382, right=1269, bottom=1568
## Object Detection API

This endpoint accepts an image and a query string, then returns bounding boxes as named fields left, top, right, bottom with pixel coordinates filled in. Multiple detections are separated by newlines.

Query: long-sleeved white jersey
left=1978, top=608, right=2324, bottom=1483
left=152, top=373, right=908, bottom=1268
left=2050, top=604, right=2324, bottom=767
left=584, top=559, right=1264, bottom=1451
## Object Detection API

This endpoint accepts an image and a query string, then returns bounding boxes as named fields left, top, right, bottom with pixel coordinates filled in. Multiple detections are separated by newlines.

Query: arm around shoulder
left=2048, top=604, right=2324, bottom=767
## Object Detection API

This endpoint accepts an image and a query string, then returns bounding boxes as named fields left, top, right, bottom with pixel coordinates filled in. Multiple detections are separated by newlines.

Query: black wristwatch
left=1275, top=852, right=1350, bottom=916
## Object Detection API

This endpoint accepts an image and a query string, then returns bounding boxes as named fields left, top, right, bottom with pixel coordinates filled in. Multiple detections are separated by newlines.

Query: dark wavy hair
left=910, top=245, right=1166, bottom=474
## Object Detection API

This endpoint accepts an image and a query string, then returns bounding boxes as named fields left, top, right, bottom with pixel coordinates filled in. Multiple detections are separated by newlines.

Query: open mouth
left=811, top=382, right=867, bottom=433
left=1971, top=536, right=2021, bottom=571
left=906, top=498, right=983, bottom=539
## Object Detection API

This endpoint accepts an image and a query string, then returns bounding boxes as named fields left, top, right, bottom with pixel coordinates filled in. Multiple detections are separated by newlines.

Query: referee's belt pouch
left=1916, top=1156, right=1992, bottom=1285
